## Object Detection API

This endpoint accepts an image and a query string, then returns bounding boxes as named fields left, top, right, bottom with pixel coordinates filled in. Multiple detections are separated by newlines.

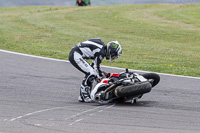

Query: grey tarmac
left=0, top=50, right=200, bottom=133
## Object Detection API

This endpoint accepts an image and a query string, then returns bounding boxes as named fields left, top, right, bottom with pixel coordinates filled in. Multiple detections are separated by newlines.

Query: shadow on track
left=113, top=101, right=159, bottom=107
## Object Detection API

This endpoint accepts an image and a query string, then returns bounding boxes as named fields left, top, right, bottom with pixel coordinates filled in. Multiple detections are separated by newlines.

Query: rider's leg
left=82, top=73, right=96, bottom=90
left=69, top=49, right=95, bottom=102
left=78, top=74, right=96, bottom=102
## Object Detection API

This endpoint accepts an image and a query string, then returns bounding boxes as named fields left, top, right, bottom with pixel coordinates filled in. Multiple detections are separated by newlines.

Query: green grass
left=0, top=4, right=200, bottom=77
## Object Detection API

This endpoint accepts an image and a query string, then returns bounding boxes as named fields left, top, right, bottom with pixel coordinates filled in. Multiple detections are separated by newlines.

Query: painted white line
left=65, top=106, right=103, bottom=120
left=0, top=49, right=69, bottom=63
left=69, top=118, right=83, bottom=126
left=68, top=104, right=115, bottom=126
left=101, top=65, right=200, bottom=80
left=0, top=49, right=199, bottom=79
left=34, top=123, right=41, bottom=126
left=9, top=106, right=67, bottom=122
left=105, top=104, right=116, bottom=109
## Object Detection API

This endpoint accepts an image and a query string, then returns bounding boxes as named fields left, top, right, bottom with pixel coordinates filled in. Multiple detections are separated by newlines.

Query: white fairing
left=90, top=83, right=104, bottom=101
left=134, top=73, right=147, bottom=82
left=90, top=78, right=109, bottom=101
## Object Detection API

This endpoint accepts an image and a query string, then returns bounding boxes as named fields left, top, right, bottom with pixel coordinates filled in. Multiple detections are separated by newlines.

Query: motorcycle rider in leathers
left=69, top=38, right=122, bottom=102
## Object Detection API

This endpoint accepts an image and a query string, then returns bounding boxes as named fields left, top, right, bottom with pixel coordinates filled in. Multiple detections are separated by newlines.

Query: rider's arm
left=92, top=52, right=104, bottom=77
left=92, top=56, right=102, bottom=76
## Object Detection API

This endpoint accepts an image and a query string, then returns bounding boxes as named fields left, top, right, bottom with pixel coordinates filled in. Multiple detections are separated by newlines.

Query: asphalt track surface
left=0, top=50, right=200, bottom=133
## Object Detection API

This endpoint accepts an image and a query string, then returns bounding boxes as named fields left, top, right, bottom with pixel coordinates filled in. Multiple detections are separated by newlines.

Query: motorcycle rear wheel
left=115, top=81, right=152, bottom=98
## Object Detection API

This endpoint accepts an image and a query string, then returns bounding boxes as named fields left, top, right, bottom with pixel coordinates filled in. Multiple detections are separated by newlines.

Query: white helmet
left=106, top=41, right=122, bottom=61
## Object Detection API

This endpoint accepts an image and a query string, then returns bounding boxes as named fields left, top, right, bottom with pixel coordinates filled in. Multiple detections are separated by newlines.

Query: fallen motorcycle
left=90, top=68, right=160, bottom=104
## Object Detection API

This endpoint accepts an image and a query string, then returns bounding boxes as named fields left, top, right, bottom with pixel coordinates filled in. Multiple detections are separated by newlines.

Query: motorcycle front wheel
left=142, top=73, right=160, bottom=87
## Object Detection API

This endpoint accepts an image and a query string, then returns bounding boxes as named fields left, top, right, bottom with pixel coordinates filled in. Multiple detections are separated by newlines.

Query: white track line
left=65, top=106, right=103, bottom=121
left=9, top=106, right=67, bottom=122
left=69, top=118, right=83, bottom=126
left=8, top=104, right=115, bottom=124
left=0, top=49, right=69, bottom=63
left=68, top=104, right=116, bottom=126
left=0, top=49, right=199, bottom=80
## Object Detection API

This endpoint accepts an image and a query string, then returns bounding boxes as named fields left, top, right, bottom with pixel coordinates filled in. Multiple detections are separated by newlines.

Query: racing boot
left=78, top=84, right=93, bottom=103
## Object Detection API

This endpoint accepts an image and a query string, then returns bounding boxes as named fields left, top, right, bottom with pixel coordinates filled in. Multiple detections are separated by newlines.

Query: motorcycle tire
left=142, top=73, right=160, bottom=87
left=115, top=81, right=152, bottom=98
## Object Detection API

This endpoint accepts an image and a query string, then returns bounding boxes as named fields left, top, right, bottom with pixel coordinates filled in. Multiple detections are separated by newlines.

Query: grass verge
left=0, top=4, right=200, bottom=77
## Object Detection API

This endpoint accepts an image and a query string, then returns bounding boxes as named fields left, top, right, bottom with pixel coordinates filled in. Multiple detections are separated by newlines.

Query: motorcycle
left=90, top=68, right=160, bottom=104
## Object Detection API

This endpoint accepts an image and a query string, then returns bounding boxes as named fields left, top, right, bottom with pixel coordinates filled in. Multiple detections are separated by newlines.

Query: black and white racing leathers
left=69, top=39, right=106, bottom=102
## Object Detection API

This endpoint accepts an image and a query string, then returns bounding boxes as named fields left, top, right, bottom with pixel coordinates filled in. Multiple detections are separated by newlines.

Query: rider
left=69, top=38, right=122, bottom=102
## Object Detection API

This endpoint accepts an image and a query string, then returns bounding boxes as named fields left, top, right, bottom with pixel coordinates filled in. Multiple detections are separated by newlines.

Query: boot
left=78, top=84, right=93, bottom=102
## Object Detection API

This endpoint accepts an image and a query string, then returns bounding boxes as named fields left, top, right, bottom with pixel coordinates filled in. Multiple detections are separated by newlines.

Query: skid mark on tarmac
left=7, top=104, right=116, bottom=127
left=67, top=104, right=115, bottom=126
left=9, top=106, right=68, bottom=122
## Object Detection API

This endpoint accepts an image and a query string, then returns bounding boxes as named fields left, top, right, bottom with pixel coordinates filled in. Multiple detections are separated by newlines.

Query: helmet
left=106, top=41, right=122, bottom=61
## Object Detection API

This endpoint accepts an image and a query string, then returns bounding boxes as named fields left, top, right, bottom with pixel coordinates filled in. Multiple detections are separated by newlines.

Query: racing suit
left=69, top=39, right=106, bottom=102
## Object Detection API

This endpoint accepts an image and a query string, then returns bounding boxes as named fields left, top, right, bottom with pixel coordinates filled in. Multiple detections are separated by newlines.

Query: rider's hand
left=100, top=71, right=108, bottom=78
left=100, top=72, right=107, bottom=78
left=95, top=76, right=101, bottom=83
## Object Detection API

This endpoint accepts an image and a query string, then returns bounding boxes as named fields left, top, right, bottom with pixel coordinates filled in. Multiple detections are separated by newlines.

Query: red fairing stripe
left=102, top=80, right=108, bottom=83
left=107, top=73, right=110, bottom=77
left=100, top=79, right=109, bottom=83
left=111, top=74, right=120, bottom=77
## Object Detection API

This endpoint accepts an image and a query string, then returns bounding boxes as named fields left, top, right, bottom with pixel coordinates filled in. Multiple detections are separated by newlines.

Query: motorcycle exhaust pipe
left=94, top=93, right=101, bottom=101
left=94, top=91, right=105, bottom=102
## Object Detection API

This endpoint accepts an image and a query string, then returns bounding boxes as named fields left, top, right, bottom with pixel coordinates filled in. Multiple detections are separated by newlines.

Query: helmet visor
left=111, top=54, right=118, bottom=60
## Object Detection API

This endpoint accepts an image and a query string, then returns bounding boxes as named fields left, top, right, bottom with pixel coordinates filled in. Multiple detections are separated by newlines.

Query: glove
left=93, top=69, right=101, bottom=82
left=100, top=72, right=107, bottom=78
left=100, top=71, right=108, bottom=78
